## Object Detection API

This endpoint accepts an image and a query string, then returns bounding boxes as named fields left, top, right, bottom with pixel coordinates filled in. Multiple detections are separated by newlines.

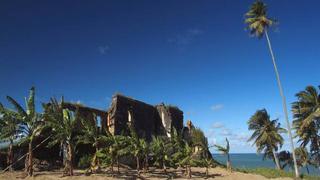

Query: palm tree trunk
left=227, top=153, right=231, bottom=172
left=264, top=30, right=299, bottom=178
left=110, top=158, right=114, bottom=174
left=306, top=165, right=309, bottom=174
left=272, top=149, right=281, bottom=170
left=94, top=145, right=100, bottom=172
left=206, top=166, right=209, bottom=178
left=143, top=154, right=148, bottom=173
left=27, top=141, right=33, bottom=176
left=117, top=157, right=120, bottom=174
left=136, top=156, right=140, bottom=175
left=187, top=165, right=192, bottom=179
left=7, top=139, right=13, bottom=171
left=67, top=143, right=73, bottom=176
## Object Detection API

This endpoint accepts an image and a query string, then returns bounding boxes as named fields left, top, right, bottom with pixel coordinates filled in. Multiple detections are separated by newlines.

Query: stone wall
left=108, top=94, right=159, bottom=141
left=108, top=94, right=184, bottom=141
left=62, top=102, right=108, bottom=131
left=155, top=104, right=183, bottom=137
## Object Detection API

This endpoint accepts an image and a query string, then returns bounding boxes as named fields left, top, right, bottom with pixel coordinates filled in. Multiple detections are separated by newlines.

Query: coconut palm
left=215, top=138, right=231, bottom=171
left=278, top=150, right=293, bottom=170
left=248, top=109, right=286, bottom=169
left=6, top=87, right=43, bottom=176
left=292, top=85, right=320, bottom=169
left=295, top=147, right=311, bottom=174
left=244, top=1, right=299, bottom=177
left=248, top=109, right=285, bottom=170
left=0, top=104, right=21, bottom=171
left=44, top=100, right=78, bottom=176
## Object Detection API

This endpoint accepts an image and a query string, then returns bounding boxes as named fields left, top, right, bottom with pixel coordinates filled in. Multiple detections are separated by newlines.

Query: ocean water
left=213, top=153, right=320, bottom=176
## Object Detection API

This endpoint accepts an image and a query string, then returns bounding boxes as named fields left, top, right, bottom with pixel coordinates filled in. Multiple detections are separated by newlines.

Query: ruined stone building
left=107, top=94, right=183, bottom=141
left=62, top=94, right=184, bottom=141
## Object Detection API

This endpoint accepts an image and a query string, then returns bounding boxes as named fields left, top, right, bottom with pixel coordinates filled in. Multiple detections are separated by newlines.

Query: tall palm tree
left=244, top=1, right=299, bottom=177
left=292, top=85, right=320, bottom=169
left=0, top=104, right=21, bottom=171
left=248, top=109, right=285, bottom=170
left=6, top=87, right=43, bottom=176
left=44, top=99, right=78, bottom=176
left=215, top=138, right=231, bottom=171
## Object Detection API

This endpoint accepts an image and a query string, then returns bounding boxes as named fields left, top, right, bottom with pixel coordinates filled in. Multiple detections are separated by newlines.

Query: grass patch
left=237, top=167, right=320, bottom=180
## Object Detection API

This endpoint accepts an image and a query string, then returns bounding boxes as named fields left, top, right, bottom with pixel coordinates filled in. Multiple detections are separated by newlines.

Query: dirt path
left=0, top=167, right=293, bottom=180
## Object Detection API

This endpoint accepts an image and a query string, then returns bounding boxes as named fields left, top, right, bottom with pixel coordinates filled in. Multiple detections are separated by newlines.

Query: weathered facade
left=59, top=94, right=184, bottom=141
left=61, top=102, right=108, bottom=130
left=155, top=103, right=183, bottom=137
left=107, top=94, right=184, bottom=141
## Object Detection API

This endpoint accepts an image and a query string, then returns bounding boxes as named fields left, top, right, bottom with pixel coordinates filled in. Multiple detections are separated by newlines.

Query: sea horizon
left=213, top=153, right=320, bottom=176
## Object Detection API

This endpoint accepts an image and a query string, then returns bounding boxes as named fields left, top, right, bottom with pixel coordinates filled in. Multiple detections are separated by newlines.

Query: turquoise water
left=213, top=153, right=320, bottom=176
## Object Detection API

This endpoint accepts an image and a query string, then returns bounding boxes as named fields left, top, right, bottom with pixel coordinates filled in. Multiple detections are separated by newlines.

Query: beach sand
left=0, top=167, right=293, bottom=180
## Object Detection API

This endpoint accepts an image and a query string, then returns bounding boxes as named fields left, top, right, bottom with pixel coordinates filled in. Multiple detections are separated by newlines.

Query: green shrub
left=78, top=154, right=92, bottom=169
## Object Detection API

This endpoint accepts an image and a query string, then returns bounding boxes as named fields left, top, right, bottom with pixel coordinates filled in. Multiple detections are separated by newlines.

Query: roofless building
left=62, top=94, right=184, bottom=141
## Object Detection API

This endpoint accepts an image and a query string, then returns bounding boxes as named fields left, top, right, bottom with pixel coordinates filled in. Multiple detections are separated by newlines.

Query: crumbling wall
left=108, top=94, right=158, bottom=141
left=108, top=95, right=184, bottom=140
left=167, top=106, right=184, bottom=133
left=61, top=102, right=108, bottom=131
left=155, top=104, right=184, bottom=137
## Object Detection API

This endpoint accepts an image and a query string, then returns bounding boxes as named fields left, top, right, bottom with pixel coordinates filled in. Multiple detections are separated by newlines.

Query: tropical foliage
left=0, top=87, right=216, bottom=179
left=292, top=85, right=320, bottom=168
left=245, top=0, right=274, bottom=38
left=215, top=138, right=231, bottom=171
left=150, top=136, right=170, bottom=172
left=44, top=98, right=78, bottom=176
left=245, top=0, right=299, bottom=177
left=0, top=104, right=21, bottom=171
left=77, top=113, right=110, bottom=173
left=248, top=109, right=285, bottom=170
left=6, top=87, right=43, bottom=176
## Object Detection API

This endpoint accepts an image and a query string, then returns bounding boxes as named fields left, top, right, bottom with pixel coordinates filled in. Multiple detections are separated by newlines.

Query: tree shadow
left=192, top=171, right=223, bottom=179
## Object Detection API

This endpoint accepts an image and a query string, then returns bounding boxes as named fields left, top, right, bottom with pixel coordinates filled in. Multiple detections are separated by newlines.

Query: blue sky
left=0, top=0, right=319, bottom=153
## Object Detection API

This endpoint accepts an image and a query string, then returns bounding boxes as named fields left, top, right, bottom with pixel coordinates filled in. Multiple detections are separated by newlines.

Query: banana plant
left=6, top=87, right=43, bottom=176
left=0, top=103, right=22, bottom=171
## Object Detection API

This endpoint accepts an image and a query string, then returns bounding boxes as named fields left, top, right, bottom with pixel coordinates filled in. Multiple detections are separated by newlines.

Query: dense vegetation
left=0, top=87, right=216, bottom=178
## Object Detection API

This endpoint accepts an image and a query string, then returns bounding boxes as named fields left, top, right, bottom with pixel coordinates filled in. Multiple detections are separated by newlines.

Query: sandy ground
left=0, top=167, right=293, bottom=180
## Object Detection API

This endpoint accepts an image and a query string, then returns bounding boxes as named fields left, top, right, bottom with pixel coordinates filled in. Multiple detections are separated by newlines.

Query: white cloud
left=168, top=28, right=203, bottom=50
left=220, top=128, right=232, bottom=136
left=212, top=122, right=224, bottom=129
left=98, top=45, right=110, bottom=54
left=210, top=104, right=224, bottom=111
left=233, top=133, right=250, bottom=142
